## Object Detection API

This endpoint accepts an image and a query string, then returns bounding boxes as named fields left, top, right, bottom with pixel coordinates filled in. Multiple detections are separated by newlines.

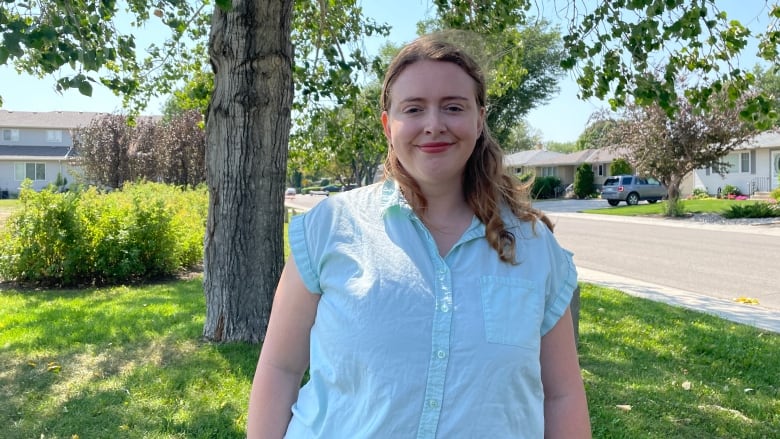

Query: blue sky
left=0, top=0, right=770, bottom=143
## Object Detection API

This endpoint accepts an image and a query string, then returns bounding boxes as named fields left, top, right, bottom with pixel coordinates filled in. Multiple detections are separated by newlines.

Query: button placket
left=416, top=259, right=453, bottom=439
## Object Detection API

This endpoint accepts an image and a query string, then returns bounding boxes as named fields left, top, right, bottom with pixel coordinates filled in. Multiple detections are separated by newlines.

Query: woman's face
left=381, top=60, right=485, bottom=190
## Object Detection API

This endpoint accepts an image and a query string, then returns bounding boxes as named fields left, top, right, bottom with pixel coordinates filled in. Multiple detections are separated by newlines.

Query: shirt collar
left=380, top=179, right=413, bottom=216
left=378, top=179, right=528, bottom=237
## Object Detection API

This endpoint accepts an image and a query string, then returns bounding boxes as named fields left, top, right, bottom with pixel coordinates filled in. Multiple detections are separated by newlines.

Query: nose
left=424, top=111, right=446, bottom=134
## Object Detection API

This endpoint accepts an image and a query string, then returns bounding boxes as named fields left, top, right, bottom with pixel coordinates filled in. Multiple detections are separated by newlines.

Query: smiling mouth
left=417, top=142, right=452, bottom=153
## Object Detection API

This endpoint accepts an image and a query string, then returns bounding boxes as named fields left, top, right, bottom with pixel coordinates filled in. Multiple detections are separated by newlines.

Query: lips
left=417, top=142, right=452, bottom=153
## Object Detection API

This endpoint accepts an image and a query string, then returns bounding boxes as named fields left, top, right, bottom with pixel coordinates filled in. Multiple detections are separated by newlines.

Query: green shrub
left=721, top=202, right=780, bottom=219
left=0, top=181, right=85, bottom=284
left=531, top=176, right=562, bottom=199
left=573, top=163, right=594, bottom=199
left=771, top=187, right=780, bottom=201
left=664, top=198, right=686, bottom=217
left=721, top=184, right=741, bottom=196
left=0, top=182, right=207, bottom=286
left=690, top=188, right=710, bottom=199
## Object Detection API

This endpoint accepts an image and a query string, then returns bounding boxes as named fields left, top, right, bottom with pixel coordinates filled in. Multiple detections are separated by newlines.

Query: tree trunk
left=664, top=174, right=684, bottom=216
left=203, top=0, right=294, bottom=343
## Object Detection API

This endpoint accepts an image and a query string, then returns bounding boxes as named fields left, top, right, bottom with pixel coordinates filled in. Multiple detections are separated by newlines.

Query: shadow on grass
left=0, top=278, right=262, bottom=438
left=579, top=284, right=780, bottom=439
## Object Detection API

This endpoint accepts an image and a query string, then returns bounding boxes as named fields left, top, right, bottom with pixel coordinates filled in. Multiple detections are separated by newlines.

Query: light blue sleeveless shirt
left=286, top=180, right=577, bottom=438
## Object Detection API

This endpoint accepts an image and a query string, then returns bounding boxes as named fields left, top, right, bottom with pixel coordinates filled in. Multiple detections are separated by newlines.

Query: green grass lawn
left=583, top=198, right=766, bottom=216
left=1, top=280, right=777, bottom=438
left=0, top=198, right=19, bottom=227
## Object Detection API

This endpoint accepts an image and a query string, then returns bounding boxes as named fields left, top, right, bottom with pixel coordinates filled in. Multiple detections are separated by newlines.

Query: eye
left=402, top=106, right=422, bottom=114
left=444, top=104, right=464, bottom=112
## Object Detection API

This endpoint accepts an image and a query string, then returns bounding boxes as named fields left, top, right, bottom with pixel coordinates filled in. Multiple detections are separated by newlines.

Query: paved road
left=548, top=213, right=780, bottom=310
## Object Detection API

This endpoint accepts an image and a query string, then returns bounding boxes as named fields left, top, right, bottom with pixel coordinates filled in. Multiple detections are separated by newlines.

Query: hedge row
left=0, top=181, right=207, bottom=286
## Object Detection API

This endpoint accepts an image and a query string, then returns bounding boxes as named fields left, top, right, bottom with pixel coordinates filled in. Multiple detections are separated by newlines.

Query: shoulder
left=295, top=182, right=387, bottom=228
left=322, top=182, right=386, bottom=209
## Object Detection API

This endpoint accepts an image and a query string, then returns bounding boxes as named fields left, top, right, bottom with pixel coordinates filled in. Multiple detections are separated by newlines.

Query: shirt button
left=429, top=399, right=439, bottom=408
left=440, top=304, right=449, bottom=312
left=437, top=350, right=446, bottom=359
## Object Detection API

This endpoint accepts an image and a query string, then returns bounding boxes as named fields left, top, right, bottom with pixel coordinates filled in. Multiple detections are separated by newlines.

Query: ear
left=381, top=111, right=391, bottom=141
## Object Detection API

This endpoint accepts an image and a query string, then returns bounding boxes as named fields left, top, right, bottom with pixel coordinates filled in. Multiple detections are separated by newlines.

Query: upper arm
left=540, top=307, right=592, bottom=437
left=259, top=256, right=320, bottom=375
left=540, top=307, right=583, bottom=399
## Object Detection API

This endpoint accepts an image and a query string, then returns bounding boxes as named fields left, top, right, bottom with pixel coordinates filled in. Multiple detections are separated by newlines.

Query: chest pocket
left=480, top=276, right=543, bottom=349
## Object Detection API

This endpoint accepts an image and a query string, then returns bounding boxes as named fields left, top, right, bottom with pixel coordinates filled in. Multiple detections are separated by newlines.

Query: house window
left=720, top=154, right=739, bottom=174
left=14, top=162, right=46, bottom=181
left=541, top=167, right=556, bottom=177
left=597, top=164, right=604, bottom=176
left=46, top=129, right=63, bottom=143
left=740, top=152, right=750, bottom=173
left=2, top=128, right=20, bottom=142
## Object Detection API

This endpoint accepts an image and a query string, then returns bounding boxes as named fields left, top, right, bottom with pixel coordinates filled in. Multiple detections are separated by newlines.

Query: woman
left=247, top=35, right=591, bottom=438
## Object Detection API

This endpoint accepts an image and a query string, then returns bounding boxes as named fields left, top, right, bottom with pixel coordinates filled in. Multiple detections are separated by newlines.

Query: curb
left=578, top=267, right=780, bottom=334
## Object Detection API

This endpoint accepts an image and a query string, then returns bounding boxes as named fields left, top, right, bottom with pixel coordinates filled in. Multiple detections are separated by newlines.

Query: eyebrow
left=398, top=95, right=471, bottom=104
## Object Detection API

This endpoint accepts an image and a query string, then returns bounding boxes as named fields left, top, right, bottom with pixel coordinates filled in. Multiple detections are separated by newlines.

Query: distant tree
left=291, top=85, right=387, bottom=186
left=576, top=119, right=617, bottom=150
left=73, top=112, right=205, bottom=188
left=161, top=70, right=214, bottom=121
left=157, top=110, right=206, bottom=187
left=73, top=114, right=133, bottom=189
left=609, top=157, right=633, bottom=176
left=752, top=64, right=780, bottom=127
left=127, top=118, right=160, bottom=182
left=601, top=86, right=759, bottom=216
left=573, top=163, right=594, bottom=199
left=505, top=120, right=543, bottom=152
left=545, top=141, right=578, bottom=153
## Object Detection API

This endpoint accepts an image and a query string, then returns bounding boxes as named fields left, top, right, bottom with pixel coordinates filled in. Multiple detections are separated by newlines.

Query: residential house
left=686, top=130, right=780, bottom=196
left=0, top=110, right=101, bottom=196
left=505, top=147, right=623, bottom=190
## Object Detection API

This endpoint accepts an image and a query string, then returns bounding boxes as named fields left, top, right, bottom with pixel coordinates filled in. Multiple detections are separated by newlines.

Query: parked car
left=285, top=187, right=297, bottom=197
left=601, top=175, right=667, bottom=206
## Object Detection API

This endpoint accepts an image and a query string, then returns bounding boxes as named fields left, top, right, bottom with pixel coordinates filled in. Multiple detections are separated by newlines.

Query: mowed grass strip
left=0, top=279, right=777, bottom=437
left=579, top=284, right=779, bottom=438
left=582, top=198, right=767, bottom=216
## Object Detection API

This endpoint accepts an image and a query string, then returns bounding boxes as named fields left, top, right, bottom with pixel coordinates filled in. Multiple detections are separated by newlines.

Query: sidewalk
left=578, top=267, right=780, bottom=333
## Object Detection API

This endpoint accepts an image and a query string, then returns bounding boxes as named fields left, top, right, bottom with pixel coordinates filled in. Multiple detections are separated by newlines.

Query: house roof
left=0, top=110, right=104, bottom=129
left=504, top=149, right=563, bottom=167
left=0, top=145, right=73, bottom=160
left=533, top=149, right=598, bottom=166
left=735, top=130, right=780, bottom=150
left=509, top=148, right=625, bottom=167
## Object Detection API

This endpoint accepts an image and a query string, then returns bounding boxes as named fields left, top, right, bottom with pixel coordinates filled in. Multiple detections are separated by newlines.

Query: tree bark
left=203, top=0, right=293, bottom=342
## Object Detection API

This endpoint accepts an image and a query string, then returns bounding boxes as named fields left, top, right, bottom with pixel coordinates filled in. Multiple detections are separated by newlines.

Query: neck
left=415, top=183, right=473, bottom=228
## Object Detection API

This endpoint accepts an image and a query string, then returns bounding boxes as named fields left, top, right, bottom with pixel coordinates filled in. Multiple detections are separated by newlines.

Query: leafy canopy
left=560, top=0, right=780, bottom=128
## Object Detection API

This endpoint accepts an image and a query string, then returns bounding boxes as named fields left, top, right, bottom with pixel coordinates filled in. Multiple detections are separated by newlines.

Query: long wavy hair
left=381, top=34, right=553, bottom=264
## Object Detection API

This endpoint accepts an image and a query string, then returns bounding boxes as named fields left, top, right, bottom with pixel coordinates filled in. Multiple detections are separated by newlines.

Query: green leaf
left=78, top=79, right=93, bottom=97
left=215, top=0, right=232, bottom=12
